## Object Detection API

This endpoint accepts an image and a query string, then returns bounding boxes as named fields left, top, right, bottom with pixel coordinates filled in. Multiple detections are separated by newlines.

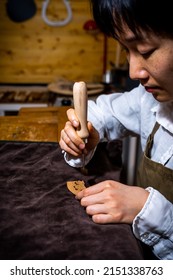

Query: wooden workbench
left=0, top=106, right=70, bottom=142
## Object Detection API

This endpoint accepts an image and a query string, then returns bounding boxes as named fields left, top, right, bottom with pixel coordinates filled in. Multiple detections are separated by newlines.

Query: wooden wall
left=0, top=0, right=125, bottom=84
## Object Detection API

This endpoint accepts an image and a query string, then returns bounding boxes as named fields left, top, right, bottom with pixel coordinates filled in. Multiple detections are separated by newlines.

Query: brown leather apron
left=137, top=122, right=173, bottom=203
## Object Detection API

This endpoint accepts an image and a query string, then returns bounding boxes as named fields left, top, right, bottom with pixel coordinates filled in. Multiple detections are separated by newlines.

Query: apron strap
left=145, top=122, right=160, bottom=158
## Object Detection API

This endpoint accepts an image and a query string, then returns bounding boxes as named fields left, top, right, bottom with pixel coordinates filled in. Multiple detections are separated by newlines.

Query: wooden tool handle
left=73, top=81, right=89, bottom=140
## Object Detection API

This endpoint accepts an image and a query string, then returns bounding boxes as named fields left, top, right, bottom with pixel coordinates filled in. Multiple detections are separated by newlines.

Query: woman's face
left=119, top=27, right=173, bottom=102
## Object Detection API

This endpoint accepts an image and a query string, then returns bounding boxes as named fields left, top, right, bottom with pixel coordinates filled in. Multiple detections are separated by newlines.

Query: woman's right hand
left=59, top=108, right=100, bottom=157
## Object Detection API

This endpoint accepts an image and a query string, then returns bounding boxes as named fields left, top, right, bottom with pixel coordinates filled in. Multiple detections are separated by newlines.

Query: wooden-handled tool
left=73, top=81, right=89, bottom=174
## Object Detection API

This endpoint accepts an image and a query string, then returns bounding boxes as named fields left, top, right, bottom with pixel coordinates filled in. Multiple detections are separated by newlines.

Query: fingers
left=86, top=203, right=116, bottom=224
left=66, top=108, right=79, bottom=127
left=59, top=108, right=99, bottom=157
left=76, top=181, right=149, bottom=224
left=86, top=203, right=106, bottom=215
left=75, top=181, right=126, bottom=224
left=76, top=183, right=106, bottom=200
left=60, top=120, right=85, bottom=156
left=79, top=191, right=116, bottom=224
left=92, top=214, right=114, bottom=224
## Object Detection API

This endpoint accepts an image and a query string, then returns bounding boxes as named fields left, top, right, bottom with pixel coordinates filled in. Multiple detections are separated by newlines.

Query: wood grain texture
left=0, top=0, right=124, bottom=84
left=0, top=106, right=69, bottom=142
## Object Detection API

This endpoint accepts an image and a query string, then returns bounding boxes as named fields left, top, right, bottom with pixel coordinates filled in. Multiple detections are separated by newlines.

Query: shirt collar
left=151, top=102, right=173, bottom=133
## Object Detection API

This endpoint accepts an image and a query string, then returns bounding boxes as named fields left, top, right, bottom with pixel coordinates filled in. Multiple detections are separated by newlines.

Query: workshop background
left=0, top=0, right=126, bottom=84
left=0, top=1, right=139, bottom=186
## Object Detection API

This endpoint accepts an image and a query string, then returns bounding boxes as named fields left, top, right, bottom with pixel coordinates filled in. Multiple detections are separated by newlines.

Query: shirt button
left=141, top=232, right=149, bottom=239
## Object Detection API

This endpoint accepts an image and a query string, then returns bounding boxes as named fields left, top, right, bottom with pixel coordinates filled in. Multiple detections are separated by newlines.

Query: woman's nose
left=128, top=56, right=149, bottom=81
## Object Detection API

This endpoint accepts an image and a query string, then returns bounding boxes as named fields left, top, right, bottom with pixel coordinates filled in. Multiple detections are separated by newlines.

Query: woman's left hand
left=76, top=180, right=149, bottom=224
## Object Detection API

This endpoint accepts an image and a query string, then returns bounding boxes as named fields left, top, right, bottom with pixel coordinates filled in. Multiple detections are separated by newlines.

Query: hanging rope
left=42, top=0, right=72, bottom=27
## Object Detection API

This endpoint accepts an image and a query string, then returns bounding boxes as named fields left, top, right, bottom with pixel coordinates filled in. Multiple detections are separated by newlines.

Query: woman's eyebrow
left=120, top=29, right=145, bottom=43
left=119, top=34, right=145, bottom=46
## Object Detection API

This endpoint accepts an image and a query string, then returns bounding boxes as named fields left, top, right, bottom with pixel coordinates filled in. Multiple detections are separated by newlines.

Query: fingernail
left=79, top=143, right=85, bottom=149
left=72, top=120, right=78, bottom=127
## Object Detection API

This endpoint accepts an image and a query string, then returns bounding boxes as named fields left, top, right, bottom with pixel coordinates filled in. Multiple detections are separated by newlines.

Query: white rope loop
left=42, top=0, right=72, bottom=27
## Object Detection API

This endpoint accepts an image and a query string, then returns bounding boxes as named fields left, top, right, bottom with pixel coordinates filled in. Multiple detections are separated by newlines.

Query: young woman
left=60, top=0, right=173, bottom=259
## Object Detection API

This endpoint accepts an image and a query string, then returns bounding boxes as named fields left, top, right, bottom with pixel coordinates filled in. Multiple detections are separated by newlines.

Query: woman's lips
left=145, top=86, right=159, bottom=94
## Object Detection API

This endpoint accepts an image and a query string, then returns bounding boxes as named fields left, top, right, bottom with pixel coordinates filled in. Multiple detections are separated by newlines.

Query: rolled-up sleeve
left=133, top=187, right=173, bottom=259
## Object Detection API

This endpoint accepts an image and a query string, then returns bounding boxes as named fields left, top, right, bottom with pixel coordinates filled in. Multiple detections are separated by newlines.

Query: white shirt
left=64, top=84, right=173, bottom=259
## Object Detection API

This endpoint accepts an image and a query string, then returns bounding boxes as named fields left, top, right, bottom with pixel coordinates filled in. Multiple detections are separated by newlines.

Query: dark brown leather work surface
left=0, top=141, right=145, bottom=260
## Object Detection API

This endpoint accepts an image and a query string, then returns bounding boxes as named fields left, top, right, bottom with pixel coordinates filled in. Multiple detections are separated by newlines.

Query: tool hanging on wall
left=6, top=0, right=37, bottom=22
left=41, top=0, right=72, bottom=27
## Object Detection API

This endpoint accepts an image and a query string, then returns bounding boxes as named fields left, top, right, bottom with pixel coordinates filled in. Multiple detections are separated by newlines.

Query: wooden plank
left=0, top=0, right=125, bottom=84
left=19, top=106, right=69, bottom=142
left=0, top=115, right=59, bottom=142
left=19, top=107, right=60, bottom=115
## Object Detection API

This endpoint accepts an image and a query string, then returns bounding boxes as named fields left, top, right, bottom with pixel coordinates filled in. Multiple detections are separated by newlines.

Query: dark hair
left=90, top=0, right=173, bottom=39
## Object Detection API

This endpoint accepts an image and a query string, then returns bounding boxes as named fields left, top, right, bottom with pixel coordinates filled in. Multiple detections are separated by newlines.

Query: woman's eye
left=139, top=49, right=155, bottom=57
